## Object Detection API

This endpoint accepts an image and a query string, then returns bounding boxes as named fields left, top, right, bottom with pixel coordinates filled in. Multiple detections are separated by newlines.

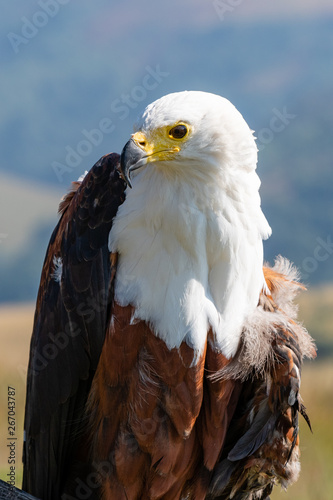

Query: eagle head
left=120, top=90, right=259, bottom=187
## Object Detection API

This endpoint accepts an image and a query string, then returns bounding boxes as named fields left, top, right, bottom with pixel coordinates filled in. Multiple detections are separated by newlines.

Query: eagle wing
left=22, top=153, right=126, bottom=499
left=208, top=263, right=316, bottom=499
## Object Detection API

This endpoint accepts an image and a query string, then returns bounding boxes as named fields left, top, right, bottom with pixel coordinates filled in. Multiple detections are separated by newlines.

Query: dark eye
left=168, top=124, right=188, bottom=139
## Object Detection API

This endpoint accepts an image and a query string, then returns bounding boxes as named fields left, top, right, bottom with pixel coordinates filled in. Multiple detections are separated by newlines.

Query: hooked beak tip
left=120, top=138, right=147, bottom=189
left=124, top=174, right=132, bottom=189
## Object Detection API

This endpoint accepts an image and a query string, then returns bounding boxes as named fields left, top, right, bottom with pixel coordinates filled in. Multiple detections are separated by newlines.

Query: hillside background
left=0, top=1, right=332, bottom=498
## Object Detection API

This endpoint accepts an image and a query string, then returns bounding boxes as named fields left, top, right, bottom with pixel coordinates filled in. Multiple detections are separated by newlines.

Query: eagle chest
left=88, top=301, right=239, bottom=499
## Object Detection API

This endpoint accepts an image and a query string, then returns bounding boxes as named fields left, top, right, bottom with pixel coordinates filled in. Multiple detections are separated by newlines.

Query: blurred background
left=0, top=1, right=332, bottom=498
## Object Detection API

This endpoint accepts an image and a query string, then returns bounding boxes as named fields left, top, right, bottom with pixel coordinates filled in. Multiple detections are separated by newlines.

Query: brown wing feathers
left=208, top=265, right=316, bottom=499
left=23, top=154, right=126, bottom=499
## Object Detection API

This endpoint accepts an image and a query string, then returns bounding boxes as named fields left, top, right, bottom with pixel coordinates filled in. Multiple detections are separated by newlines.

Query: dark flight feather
left=22, top=154, right=126, bottom=499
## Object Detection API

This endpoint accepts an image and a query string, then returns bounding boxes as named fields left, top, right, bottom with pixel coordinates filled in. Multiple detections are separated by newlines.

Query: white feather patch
left=77, top=170, right=88, bottom=182
left=109, top=91, right=272, bottom=359
left=109, top=166, right=268, bottom=360
left=52, top=256, right=63, bottom=283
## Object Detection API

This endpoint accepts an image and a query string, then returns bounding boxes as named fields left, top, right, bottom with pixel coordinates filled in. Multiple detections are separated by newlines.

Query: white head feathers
left=135, top=90, right=259, bottom=175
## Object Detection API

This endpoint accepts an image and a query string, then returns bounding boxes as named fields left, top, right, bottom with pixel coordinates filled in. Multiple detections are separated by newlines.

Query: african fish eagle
left=23, top=91, right=316, bottom=500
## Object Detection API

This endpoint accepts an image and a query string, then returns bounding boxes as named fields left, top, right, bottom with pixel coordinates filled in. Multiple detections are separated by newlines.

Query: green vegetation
left=0, top=174, right=62, bottom=301
left=298, top=285, right=333, bottom=346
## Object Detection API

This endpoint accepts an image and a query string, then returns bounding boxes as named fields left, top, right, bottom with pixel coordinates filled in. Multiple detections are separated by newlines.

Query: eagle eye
left=168, top=124, right=188, bottom=140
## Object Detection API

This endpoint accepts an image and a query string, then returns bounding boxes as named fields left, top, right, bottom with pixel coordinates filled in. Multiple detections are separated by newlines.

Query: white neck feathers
left=109, top=165, right=270, bottom=359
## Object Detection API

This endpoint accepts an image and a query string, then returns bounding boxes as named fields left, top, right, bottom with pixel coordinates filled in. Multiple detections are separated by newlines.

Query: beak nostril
left=139, top=141, right=146, bottom=147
